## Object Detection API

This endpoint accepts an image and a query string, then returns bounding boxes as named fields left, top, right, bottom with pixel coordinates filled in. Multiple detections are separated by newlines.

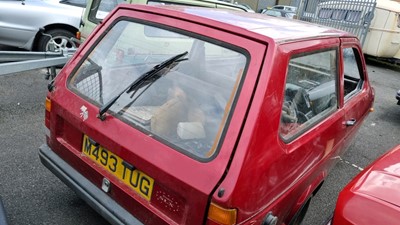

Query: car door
left=0, top=0, right=36, bottom=48
left=340, top=38, right=374, bottom=143
left=277, top=39, right=347, bottom=190
left=279, top=41, right=346, bottom=149
left=232, top=39, right=348, bottom=224
left=0, top=0, right=83, bottom=50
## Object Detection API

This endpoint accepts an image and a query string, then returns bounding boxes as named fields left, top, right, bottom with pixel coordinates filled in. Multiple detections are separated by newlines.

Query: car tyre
left=37, top=29, right=77, bottom=52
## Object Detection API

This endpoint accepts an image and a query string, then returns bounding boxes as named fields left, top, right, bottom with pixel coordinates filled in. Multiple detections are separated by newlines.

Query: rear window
left=68, top=20, right=247, bottom=160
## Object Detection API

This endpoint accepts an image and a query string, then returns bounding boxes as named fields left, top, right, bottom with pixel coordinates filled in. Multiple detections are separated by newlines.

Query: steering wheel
left=282, top=87, right=311, bottom=124
left=292, top=87, right=311, bottom=123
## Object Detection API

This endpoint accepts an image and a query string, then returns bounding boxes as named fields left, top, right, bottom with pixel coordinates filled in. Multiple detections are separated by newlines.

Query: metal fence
left=297, top=0, right=377, bottom=45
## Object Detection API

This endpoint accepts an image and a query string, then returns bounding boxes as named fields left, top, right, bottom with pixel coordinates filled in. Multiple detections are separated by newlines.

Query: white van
left=363, top=0, right=400, bottom=59
left=314, top=0, right=400, bottom=59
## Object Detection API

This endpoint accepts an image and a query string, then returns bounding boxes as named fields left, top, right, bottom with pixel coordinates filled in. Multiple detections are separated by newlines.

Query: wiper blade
left=97, top=51, right=188, bottom=121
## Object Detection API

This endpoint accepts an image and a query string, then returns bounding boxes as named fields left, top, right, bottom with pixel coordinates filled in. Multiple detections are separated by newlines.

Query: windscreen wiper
left=97, top=51, right=188, bottom=121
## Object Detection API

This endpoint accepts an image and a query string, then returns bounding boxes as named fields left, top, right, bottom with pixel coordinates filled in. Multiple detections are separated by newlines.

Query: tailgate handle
left=346, top=119, right=357, bottom=126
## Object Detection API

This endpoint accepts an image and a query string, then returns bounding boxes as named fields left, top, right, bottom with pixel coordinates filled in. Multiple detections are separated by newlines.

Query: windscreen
left=90, top=0, right=127, bottom=20
left=69, top=20, right=247, bottom=160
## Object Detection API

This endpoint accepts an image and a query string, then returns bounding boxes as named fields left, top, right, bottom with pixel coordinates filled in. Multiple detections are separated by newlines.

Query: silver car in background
left=0, top=0, right=85, bottom=52
left=262, top=9, right=296, bottom=19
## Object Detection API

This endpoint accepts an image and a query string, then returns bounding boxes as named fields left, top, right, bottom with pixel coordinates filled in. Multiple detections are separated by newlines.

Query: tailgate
left=43, top=6, right=267, bottom=223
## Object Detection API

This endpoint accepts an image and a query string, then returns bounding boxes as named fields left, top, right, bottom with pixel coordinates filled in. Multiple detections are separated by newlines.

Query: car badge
left=80, top=105, right=89, bottom=121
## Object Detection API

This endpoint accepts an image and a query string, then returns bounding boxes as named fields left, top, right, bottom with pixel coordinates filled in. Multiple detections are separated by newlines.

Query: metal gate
left=297, top=0, right=377, bottom=45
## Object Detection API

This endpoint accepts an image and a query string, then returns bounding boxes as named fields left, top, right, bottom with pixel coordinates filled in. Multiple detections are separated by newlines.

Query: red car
left=39, top=4, right=374, bottom=225
left=330, top=144, right=400, bottom=225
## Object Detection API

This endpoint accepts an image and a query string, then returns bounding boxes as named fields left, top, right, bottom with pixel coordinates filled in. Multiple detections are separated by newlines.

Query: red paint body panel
left=332, top=145, right=400, bottom=225
left=40, top=4, right=374, bottom=225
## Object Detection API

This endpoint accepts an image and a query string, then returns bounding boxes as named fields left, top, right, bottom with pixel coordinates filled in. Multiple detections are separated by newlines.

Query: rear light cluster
left=45, top=97, right=51, bottom=129
left=207, top=203, right=237, bottom=225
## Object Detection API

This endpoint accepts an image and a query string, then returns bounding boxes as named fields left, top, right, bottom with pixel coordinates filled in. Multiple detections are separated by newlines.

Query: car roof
left=114, top=4, right=351, bottom=43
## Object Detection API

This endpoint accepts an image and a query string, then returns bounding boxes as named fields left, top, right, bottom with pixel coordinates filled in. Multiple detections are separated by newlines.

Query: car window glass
left=265, top=10, right=281, bottom=17
left=343, top=47, right=363, bottom=100
left=280, top=49, right=338, bottom=140
left=93, top=0, right=127, bottom=20
left=91, top=0, right=239, bottom=21
left=60, top=0, right=87, bottom=7
left=286, top=13, right=295, bottom=19
left=69, top=20, right=247, bottom=160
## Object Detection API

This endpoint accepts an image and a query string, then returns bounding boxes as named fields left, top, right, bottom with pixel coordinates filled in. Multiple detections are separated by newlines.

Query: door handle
left=346, top=119, right=357, bottom=126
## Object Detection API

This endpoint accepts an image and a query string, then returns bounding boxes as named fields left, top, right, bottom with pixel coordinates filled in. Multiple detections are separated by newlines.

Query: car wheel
left=37, top=29, right=77, bottom=52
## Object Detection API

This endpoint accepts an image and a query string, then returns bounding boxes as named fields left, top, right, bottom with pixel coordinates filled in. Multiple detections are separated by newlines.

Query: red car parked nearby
left=39, top=4, right=374, bottom=225
left=329, top=144, right=400, bottom=225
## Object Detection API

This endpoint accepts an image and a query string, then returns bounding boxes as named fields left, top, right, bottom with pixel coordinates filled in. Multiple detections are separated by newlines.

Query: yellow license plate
left=82, top=135, right=154, bottom=201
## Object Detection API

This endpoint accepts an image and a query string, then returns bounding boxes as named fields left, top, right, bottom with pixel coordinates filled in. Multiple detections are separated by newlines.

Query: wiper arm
left=126, top=51, right=188, bottom=93
left=97, top=51, right=188, bottom=121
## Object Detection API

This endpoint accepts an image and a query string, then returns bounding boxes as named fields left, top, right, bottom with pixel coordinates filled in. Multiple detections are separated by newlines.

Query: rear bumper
left=39, top=144, right=143, bottom=225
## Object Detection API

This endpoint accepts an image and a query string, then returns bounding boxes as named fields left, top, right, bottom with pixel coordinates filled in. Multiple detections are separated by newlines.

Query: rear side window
left=280, top=49, right=338, bottom=140
left=68, top=20, right=247, bottom=160
left=343, top=47, right=363, bottom=100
